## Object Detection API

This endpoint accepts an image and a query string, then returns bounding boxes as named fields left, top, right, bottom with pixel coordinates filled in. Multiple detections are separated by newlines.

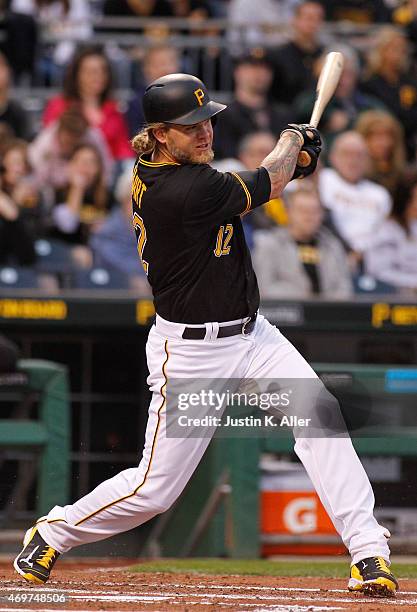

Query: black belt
left=182, top=313, right=257, bottom=340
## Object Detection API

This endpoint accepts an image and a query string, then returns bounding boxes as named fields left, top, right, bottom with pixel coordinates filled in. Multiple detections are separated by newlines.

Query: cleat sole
left=349, top=578, right=397, bottom=599
left=362, top=583, right=396, bottom=598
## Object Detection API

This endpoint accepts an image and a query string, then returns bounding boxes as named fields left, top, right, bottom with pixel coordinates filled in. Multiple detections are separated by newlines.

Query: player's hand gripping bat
left=297, top=51, right=344, bottom=168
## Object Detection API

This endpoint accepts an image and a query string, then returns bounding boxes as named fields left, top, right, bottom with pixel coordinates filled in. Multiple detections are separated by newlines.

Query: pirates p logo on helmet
left=193, top=88, right=205, bottom=106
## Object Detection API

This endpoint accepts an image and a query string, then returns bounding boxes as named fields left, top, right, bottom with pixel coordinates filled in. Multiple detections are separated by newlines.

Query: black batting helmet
left=143, top=73, right=226, bottom=126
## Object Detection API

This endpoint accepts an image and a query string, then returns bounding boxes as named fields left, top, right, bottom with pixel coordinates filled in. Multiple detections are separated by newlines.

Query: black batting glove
left=280, top=124, right=322, bottom=180
left=292, top=144, right=321, bottom=180
left=281, top=124, right=322, bottom=149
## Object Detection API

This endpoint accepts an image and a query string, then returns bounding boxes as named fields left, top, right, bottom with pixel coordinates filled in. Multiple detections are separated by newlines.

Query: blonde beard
left=166, top=142, right=214, bottom=164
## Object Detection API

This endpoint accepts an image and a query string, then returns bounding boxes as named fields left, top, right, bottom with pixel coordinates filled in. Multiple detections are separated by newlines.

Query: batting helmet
left=143, top=73, right=227, bottom=126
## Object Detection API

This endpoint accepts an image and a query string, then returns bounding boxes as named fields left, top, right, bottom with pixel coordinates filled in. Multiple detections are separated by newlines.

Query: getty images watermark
left=165, top=378, right=350, bottom=439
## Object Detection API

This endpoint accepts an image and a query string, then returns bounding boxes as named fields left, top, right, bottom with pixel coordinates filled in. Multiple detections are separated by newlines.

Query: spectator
left=1, top=139, right=39, bottom=205
left=269, top=1, right=324, bottom=105
left=10, top=0, right=92, bottom=84
left=238, top=131, right=288, bottom=228
left=394, top=0, right=417, bottom=77
left=237, top=131, right=276, bottom=169
left=103, top=0, right=174, bottom=16
left=365, top=180, right=417, bottom=291
left=253, top=185, right=352, bottom=299
left=49, top=143, right=109, bottom=246
left=126, top=46, right=181, bottom=138
left=0, top=51, right=30, bottom=139
left=29, top=109, right=114, bottom=191
left=182, top=2, right=232, bottom=91
left=355, top=109, right=407, bottom=195
left=43, top=46, right=133, bottom=161
left=320, top=0, right=392, bottom=23
left=42, top=0, right=92, bottom=83
left=90, top=168, right=151, bottom=294
left=172, top=0, right=214, bottom=17
left=214, top=50, right=290, bottom=159
left=0, top=139, right=38, bottom=265
left=100, top=0, right=173, bottom=48
left=318, top=131, right=391, bottom=268
left=295, top=45, right=384, bottom=147
left=227, top=0, right=299, bottom=50
left=3, top=2, right=38, bottom=83
left=361, top=26, right=417, bottom=157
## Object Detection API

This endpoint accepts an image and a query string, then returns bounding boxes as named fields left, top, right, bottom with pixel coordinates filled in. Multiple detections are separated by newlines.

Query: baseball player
left=14, top=74, right=398, bottom=597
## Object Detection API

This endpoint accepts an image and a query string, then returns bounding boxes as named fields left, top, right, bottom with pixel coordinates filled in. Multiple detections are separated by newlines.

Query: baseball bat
left=297, top=51, right=344, bottom=167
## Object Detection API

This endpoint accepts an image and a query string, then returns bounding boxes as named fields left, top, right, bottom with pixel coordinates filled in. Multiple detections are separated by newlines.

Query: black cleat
left=348, top=556, right=398, bottom=597
left=14, top=524, right=59, bottom=584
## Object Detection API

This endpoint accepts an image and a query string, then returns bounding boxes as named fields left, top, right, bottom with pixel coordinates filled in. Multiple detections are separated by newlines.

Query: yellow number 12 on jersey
left=214, top=224, right=233, bottom=257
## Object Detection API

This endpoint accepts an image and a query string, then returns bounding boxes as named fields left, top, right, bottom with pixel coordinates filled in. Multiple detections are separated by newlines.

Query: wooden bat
left=297, top=51, right=344, bottom=167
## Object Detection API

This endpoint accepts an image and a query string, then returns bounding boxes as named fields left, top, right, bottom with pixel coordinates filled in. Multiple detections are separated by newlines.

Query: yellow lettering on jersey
left=132, top=176, right=147, bottom=208
left=132, top=175, right=141, bottom=203
left=194, top=88, right=205, bottom=106
left=132, top=212, right=149, bottom=275
left=214, top=224, right=233, bottom=257
left=138, top=183, right=147, bottom=208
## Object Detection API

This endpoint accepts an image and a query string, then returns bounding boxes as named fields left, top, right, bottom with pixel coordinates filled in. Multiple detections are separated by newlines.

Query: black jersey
left=131, top=155, right=271, bottom=324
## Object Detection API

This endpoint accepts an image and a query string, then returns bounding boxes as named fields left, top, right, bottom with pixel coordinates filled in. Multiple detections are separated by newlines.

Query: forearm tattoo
left=261, top=132, right=302, bottom=198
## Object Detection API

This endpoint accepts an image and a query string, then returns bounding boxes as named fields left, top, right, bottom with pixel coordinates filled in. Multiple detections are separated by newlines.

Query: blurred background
left=0, top=0, right=417, bottom=560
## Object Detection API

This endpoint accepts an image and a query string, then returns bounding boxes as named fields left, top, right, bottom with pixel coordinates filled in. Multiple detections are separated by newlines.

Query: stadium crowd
left=1, top=0, right=417, bottom=297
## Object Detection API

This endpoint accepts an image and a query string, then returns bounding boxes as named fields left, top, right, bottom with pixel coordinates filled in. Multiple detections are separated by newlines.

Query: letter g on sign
left=283, top=497, right=317, bottom=533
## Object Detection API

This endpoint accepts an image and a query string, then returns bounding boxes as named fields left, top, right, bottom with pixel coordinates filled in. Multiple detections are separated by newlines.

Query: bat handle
left=309, top=111, right=320, bottom=129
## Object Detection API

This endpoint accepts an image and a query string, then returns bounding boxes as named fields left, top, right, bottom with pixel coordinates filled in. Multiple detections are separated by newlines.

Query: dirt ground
left=0, top=561, right=416, bottom=611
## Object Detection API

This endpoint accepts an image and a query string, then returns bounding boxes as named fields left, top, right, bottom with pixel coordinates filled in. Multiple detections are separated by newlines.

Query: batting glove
left=281, top=124, right=322, bottom=148
left=292, top=144, right=321, bottom=180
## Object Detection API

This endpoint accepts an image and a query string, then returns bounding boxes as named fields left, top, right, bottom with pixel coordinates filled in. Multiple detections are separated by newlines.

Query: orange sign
left=261, top=490, right=345, bottom=556
left=262, top=491, right=336, bottom=534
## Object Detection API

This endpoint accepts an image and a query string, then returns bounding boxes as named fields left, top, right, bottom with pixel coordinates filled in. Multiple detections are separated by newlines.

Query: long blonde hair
left=355, top=110, right=406, bottom=177
left=366, top=26, right=408, bottom=77
left=131, top=123, right=165, bottom=155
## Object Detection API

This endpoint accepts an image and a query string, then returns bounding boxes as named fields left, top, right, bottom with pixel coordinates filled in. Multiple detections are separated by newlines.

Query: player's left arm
left=261, top=125, right=322, bottom=199
left=261, top=131, right=302, bottom=199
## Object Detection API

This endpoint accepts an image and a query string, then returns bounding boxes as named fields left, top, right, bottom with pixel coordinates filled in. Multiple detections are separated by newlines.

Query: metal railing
left=2, top=15, right=399, bottom=90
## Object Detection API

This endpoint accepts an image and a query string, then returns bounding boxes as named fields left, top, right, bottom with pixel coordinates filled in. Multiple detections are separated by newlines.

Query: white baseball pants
left=38, top=314, right=390, bottom=564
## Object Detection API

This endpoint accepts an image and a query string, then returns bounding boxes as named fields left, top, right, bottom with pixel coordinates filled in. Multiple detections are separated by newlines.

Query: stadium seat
left=34, top=239, right=75, bottom=273
left=0, top=267, right=40, bottom=288
left=70, top=268, right=131, bottom=290
left=353, top=274, right=398, bottom=295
